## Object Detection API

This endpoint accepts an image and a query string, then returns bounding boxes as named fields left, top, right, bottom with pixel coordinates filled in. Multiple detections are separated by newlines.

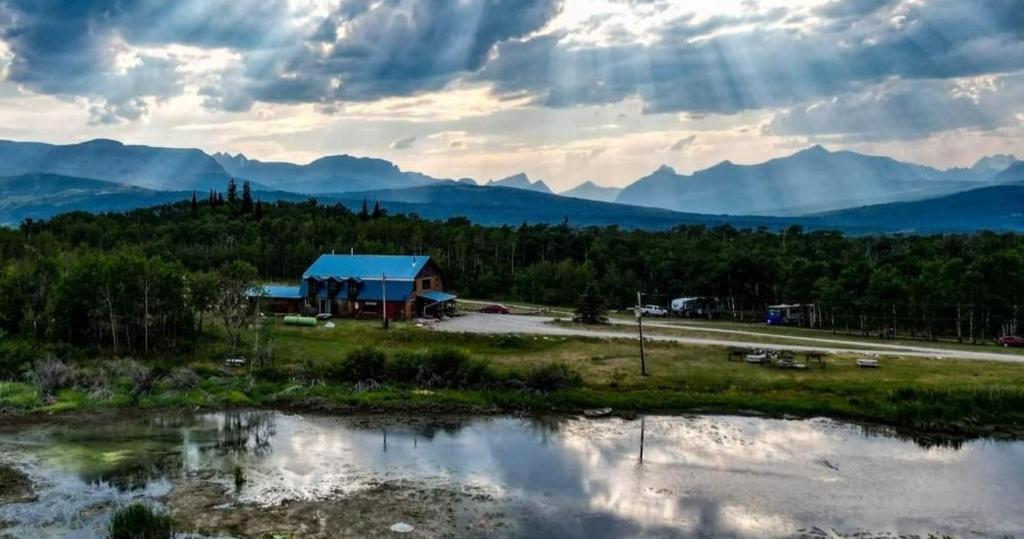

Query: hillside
left=817, top=183, right=1024, bottom=232
left=0, top=173, right=194, bottom=223
left=339, top=183, right=793, bottom=229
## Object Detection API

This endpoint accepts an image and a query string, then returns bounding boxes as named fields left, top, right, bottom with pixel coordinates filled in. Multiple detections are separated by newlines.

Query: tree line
left=1, top=190, right=1023, bottom=355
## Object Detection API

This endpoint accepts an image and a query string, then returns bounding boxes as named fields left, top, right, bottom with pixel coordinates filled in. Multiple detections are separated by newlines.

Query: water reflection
left=1, top=412, right=1022, bottom=538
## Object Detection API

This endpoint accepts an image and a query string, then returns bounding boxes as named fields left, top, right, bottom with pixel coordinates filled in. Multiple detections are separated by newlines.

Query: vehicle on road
left=479, top=303, right=511, bottom=314
left=997, top=335, right=1024, bottom=347
left=639, top=304, right=669, bottom=317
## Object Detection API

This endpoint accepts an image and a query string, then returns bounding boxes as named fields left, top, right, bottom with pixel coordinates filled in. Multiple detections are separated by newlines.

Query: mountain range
left=615, top=145, right=1011, bottom=215
left=0, top=137, right=1021, bottom=233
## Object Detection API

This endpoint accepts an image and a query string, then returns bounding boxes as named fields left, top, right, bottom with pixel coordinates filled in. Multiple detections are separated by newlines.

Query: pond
left=0, top=411, right=1022, bottom=538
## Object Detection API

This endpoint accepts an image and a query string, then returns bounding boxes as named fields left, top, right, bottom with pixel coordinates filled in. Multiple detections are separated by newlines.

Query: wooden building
left=252, top=254, right=455, bottom=320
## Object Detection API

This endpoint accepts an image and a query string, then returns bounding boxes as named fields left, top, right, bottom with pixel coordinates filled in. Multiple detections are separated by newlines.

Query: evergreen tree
left=575, top=287, right=608, bottom=324
left=241, top=180, right=254, bottom=213
left=254, top=199, right=264, bottom=220
left=216, top=192, right=224, bottom=205
left=371, top=201, right=382, bottom=219
left=226, top=179, right=238, bottom=204
left=190, top=191, right=199, bottom=216
left=359, top=198, right=369, bottom=220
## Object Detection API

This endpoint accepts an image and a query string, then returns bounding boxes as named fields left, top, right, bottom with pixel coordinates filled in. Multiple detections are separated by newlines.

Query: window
left=421, top=278, right=432, bottom=290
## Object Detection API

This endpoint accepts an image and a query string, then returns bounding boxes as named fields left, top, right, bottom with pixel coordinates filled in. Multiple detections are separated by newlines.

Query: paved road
left=436, top=313, right=1024, bottom=363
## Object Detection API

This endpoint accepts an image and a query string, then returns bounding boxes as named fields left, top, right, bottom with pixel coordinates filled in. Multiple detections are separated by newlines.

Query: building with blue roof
left=251, top=254, right=455, bottom=319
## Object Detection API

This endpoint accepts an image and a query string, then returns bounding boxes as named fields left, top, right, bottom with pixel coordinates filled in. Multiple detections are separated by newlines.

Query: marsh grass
left=108, top=503, right=174, bottom=539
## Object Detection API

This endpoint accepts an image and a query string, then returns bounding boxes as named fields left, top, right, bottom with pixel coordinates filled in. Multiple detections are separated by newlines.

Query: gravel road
left=436, top=313, right=1024, bottom=363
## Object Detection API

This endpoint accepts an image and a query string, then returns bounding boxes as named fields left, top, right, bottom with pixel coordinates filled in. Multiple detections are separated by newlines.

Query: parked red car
left=997, top=335, right=1024, bottom=347
left=479, top=304, right=511, bottom=314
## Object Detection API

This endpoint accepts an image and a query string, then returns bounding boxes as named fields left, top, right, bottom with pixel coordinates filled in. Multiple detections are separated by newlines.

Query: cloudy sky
left=0, top=0, right=1022, bottom=190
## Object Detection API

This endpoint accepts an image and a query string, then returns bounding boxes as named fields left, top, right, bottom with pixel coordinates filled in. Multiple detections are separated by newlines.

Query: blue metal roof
left=420, top=290, right=457, bottom=302
left=247, top=285, right=302, bottom=299
left=303, top=254, right=430, bottom=281
left=356, top=280, right=414, bottom=302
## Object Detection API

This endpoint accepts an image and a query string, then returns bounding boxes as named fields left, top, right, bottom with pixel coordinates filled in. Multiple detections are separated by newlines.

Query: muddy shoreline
left=1, top=402, right=1019, bottom=448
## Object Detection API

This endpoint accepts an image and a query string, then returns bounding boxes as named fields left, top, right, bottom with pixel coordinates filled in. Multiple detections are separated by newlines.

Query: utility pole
left=382, top=273, right=389, bottom=330
left=636, top=291, right=647, bottom=376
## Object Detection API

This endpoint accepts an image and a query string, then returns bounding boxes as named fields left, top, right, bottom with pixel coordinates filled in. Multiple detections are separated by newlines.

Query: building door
left=318, top=298, right=331, bottom=315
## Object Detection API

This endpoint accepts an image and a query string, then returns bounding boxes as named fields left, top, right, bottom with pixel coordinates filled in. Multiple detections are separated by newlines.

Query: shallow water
left=1, top=411, right=1022, bottom=538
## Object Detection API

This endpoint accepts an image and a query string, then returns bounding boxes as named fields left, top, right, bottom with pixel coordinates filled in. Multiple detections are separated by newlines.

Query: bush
left=386, top=351, right=423, bottom=384
left=386, top=348, right=499, bottom=388
left=24, top=355, right=71, bottom=398
left=328, top=346, right=387, bottom=383
left=166, top=367, right=200, bottom=390
left=494, top=334, right=525, bottom=349
left=108, top=503, right=174, bottom=539
left=524, top=363, right=582, bottom=391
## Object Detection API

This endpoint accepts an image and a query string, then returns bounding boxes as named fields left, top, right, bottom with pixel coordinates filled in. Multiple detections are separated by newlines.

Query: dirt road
left=436, top=313, right=1024, bottom=363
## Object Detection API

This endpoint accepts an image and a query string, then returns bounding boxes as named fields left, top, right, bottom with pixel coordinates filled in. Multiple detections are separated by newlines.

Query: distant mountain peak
left=655, top=165, right=676, bottom=174
left=487, top=172, right=552, bottom=194
left=972, top=154, right=1019, bottom=174
left=561, top=180, right=623, bottom=202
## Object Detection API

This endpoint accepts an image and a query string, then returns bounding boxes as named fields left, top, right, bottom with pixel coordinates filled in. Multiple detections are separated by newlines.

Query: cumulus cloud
left=390, top=136, right=417, bottom=150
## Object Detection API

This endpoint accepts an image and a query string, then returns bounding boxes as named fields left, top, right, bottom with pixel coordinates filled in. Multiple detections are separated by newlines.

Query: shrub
left=386, top=348, right=498, bottom=388
left=386, top=351, right=423, bottom=384
left=329, top=346, right=387, bottom=383
left=418, top=347, right=472, bottom=382
left=24, top=355, right=71, bottom=398
left=524, top=363, right=582, bottom=391
left=108, top=503, right=174, bottom=539
left=494, top=334, right=525, bottom=349
left=166, top=367, right=200, bottom=390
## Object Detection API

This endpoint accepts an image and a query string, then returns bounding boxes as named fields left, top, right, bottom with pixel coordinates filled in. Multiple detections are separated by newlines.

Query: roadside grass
left=4, top=318, right=1024, bottom=435
left=602, top=313, right=1024, bottom=355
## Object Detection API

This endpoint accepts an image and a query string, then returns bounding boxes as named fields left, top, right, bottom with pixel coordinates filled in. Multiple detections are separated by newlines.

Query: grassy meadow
left=3, top=317, right=1024, bottom=438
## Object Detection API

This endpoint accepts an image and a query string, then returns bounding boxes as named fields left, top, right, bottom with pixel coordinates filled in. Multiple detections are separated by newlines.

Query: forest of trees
left=1, top=189, right=1023, bottom=357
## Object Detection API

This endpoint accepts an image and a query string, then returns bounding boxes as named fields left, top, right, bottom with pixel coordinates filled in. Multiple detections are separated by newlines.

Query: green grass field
left=4, top=318, right=1024, bottom=438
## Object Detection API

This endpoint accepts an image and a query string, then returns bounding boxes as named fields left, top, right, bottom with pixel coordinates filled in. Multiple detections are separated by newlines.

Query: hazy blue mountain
left=339, top=183, right=794, bottom=229
left=486, top=172, right=553, bottom=194
left=212, top=152, right=442, bottom=194
left=816, top=183, right=1024, bottom=233
left=561, top=180, right=623, bottom=202
left=969, top=154, right=1019, bottom=176
left=994, top=161, right=1024, bottom=183
left=0, top=139, right=230, bottom=190
left=615, top=146, right=988, bottom=215
left=0, top=173, right=194, bottom=223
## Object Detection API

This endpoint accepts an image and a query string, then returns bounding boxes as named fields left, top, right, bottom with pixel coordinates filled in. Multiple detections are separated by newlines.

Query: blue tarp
left=420, top=290, right=457, bottom=302
left=302, top=254, right=430, bottom=280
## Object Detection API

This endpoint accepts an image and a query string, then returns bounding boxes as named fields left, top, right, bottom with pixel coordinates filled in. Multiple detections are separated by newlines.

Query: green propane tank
left=283, top=315, right=317, bottom=327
